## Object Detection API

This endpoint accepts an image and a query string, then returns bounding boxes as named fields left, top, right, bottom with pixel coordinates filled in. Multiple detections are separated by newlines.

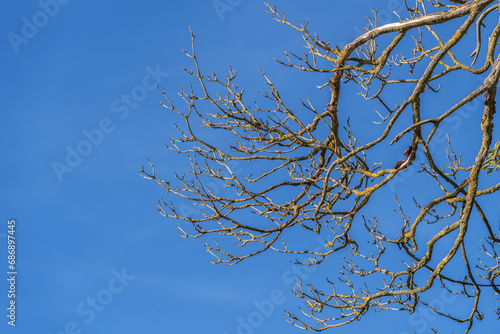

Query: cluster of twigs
left=141, top=1, right=500, bottom=332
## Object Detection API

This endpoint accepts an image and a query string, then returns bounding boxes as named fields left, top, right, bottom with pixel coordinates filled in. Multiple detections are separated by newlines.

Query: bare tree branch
left=141, top=1, right=500, bottom=332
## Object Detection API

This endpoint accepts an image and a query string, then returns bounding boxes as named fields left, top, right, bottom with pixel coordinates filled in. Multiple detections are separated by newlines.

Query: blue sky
left=1, top=1, right=499, bottom=333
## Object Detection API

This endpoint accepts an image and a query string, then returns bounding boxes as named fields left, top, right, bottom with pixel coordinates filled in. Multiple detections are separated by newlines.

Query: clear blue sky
left=1, top=1, right=498, bottom=333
